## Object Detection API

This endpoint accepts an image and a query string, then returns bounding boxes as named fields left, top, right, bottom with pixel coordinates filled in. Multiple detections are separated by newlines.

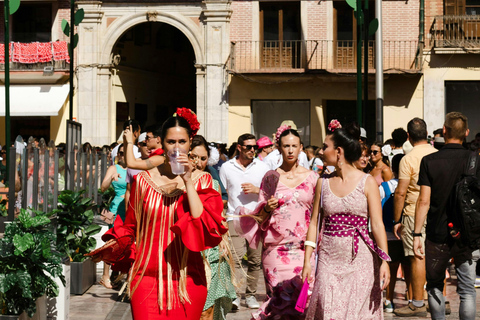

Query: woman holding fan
left=236, top=126, right=318, bottom=320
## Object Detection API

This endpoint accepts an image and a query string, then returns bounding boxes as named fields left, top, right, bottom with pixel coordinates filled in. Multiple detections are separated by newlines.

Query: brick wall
left=230, top=0, right=253, bottom=42
left=306, top=0, right=327, bottom=40
left=424, top=0, right=443, bottom=46
left=383, top=0, right=420, bottom=41
left=229, top=0, right=419, bottom=42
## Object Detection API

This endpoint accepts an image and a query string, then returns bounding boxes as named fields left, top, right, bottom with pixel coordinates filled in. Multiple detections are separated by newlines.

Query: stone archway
left=76, top=2, right=231, bottom=145
left=101, top=11, right=205, bottom=66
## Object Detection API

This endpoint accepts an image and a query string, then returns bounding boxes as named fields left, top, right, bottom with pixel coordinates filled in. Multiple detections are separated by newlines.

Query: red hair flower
left=174, top=107, right=200, bottom=138
left=327, top=119, right=342, bottom=132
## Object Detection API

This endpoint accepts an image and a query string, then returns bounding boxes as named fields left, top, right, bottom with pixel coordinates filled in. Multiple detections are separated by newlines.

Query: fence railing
left=0, top=136, right=109, bottom=232
left=229, top=40, right=421, bottom=73
left=430, top=15, right=480, bottom=48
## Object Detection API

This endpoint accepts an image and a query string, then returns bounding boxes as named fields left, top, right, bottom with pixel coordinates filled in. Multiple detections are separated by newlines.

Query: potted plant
left=0, top=208, right=65, bottom=319
left=54, top=190, right=101, bottom=295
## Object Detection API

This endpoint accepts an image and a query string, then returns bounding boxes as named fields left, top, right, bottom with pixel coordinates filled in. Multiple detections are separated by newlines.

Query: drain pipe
left=375, top=0, right=383, bottom=142
left=418, top=0, right=425, bottom=68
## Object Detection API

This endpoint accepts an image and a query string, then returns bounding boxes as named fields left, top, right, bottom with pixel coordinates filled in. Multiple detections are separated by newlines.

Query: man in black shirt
left=413, top=112, right=480, bottom=319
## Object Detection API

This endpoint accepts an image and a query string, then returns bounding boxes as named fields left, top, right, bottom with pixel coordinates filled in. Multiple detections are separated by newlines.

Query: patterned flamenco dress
left=306, top=174, right=390, bottom=320
left=103, top=171, right=227, bottom=319
left=236, top=170, right=318, bottom=320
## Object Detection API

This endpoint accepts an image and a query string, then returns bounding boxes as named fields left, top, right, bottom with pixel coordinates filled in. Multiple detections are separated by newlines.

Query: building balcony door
left=260, top=2, right=301, bottom=69
left=333, top=1, right=374, bottom=69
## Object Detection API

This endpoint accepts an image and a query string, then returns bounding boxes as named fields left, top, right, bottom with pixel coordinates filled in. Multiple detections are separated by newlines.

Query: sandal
left=99, top=277, right=113, bottom=289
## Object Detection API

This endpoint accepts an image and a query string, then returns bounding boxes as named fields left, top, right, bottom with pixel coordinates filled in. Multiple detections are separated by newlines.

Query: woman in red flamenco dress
left=91, top=110, right=227, bottom=319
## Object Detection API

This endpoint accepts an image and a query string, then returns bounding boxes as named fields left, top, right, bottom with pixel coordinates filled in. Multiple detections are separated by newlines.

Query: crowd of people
left=83, top=109, right=480, bottom=320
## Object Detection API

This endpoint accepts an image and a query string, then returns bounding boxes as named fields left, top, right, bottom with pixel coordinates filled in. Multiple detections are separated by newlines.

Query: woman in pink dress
left=236, top=127, right=318, bottom=320
left=302, top=122, right=390, bottom=320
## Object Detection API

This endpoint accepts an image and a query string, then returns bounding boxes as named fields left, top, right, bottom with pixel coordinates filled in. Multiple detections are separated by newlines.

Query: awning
left=0, top=84, right=69, bottom=116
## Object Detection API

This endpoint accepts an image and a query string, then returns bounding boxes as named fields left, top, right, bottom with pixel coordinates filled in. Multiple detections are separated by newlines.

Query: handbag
left=85, top=235, right=134, bottom=264
left=295, top=177, right=325, bottom=313
left=99, top=208, right=115, bottom=225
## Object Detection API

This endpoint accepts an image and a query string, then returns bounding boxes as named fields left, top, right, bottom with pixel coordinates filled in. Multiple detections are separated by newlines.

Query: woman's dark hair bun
left=345, top=122, right=361, bottom=141
left=332, top=121, right=362, bottom=163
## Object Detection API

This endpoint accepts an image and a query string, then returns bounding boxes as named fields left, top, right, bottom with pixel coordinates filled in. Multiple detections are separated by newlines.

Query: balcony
left=0, top=41, right=70, bottom=84
left=229, top=40, right=421, bottom=74
left=430, top=15, right=480, bottom=51
left=0, top=41, right=70, bottom=72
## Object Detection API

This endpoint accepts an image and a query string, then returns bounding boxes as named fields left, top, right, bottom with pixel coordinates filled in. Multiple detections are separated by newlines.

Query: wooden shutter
left=445, top=0, right=466, bottom=15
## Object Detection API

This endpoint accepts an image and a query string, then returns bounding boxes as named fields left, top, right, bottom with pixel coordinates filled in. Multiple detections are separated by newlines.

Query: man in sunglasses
left=220, top=133, right=269, bottom=311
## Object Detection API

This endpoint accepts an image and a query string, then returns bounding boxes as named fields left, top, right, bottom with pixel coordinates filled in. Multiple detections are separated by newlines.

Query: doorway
left=112, top=22, right=196, bottom=135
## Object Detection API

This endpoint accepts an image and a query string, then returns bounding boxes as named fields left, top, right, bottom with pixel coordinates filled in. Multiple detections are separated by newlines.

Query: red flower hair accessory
left=174, top=107, right=200, bottom=138
left=275, top=124, right=291, bottom=143
left=327, top=119, right=342, bottom=132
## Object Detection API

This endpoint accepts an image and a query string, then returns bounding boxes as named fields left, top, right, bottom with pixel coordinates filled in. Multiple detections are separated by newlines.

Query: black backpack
left=453, top=152, right=480, bottom=249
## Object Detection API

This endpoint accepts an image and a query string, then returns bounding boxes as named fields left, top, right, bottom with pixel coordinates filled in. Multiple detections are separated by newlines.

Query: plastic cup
left=167, top=148, right=186, bottom=175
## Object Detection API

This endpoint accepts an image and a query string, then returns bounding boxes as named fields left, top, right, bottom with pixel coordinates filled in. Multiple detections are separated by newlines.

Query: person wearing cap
left=256, top=136, right=274, bottom=161
left=263, top=121, right=310, bottom=170
left=360, top=127, right=367, bottom=144
left=124, top=132, right=151, bottom=210
left=123, top=124, right=166, bottom=171
left=112, top=119, right=142, bottom=164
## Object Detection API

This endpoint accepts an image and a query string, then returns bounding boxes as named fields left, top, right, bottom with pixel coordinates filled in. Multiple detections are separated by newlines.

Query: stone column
left=201, top=0, right=232, bottom=143
left=76, top=1, right=109, bottom=146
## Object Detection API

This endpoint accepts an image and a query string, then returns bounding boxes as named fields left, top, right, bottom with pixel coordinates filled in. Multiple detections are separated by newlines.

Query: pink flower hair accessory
left=327, top=119, right=342, bottom=132
left=275, top=125, right=291, bottom=143
left=174, top=107, right=200, bottom=138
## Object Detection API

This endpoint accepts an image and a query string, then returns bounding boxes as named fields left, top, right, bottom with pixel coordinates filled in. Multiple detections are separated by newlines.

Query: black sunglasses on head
left=243, top=145, right=258, bottom=151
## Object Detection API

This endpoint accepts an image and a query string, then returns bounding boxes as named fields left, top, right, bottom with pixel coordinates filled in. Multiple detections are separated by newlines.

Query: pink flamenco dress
left=235, top=170, right=318, bottom=320
left=306, top=174, right=391, bottom=320
left=102, top=171, right=228, bottom=319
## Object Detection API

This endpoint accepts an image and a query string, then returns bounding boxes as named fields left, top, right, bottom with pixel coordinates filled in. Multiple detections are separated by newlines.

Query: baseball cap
left=138, top=132, right=147, bottom=143
left=360, top=128, right=367, bottom=139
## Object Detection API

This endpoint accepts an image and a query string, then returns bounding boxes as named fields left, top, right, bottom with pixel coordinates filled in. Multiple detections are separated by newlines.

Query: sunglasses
left=243, top=145, right=258, bottom=151
left=118, top=151, right=124, bottom=156
left=371, top=150, right=380, bottom=156
left=139, top=142, right=147, bottom=147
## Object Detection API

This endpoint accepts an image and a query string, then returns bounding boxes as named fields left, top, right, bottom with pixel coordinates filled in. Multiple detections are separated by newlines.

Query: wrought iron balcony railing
left=229, top=40, right=421, bottom=73
left=430, top=15, right=480, bottom=49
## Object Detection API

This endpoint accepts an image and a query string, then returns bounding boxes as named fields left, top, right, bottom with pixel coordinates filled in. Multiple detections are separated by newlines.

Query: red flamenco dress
left=102, top=171, right=227, bottom=319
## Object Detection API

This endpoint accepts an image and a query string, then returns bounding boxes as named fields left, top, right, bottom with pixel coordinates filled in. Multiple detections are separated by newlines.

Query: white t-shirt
left=263, top=149, right=310, bottom=170
left=219, top=157, right=269, bottom=221
left=111, top=144, right=141, bottom=165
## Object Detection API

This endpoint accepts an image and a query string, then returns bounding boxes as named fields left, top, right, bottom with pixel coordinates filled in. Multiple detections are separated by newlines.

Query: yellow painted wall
left=228, top=74, right=423, bottom=145
left=50, top=97, right=69, bottom=144
left=383, top=74, right=424, bottom=137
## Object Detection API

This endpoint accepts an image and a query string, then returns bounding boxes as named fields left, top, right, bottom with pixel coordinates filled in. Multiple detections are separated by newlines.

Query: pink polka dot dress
left=306, top=174, right=389, bottom=320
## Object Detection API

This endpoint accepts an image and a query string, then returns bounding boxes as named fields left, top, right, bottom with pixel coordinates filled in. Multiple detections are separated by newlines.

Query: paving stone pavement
left=70, top=268, right=480, bottom=319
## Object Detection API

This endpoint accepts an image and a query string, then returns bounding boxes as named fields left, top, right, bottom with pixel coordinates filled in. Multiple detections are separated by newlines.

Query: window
left=259, top=2, right=301, bottom=68
left=12, top=3, right=52, bottom=42
left=445, top=81, right=480, bottom=137
left=445, top=0, right=480, bottom=15
left=251, top=100, right=310, bottom=145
